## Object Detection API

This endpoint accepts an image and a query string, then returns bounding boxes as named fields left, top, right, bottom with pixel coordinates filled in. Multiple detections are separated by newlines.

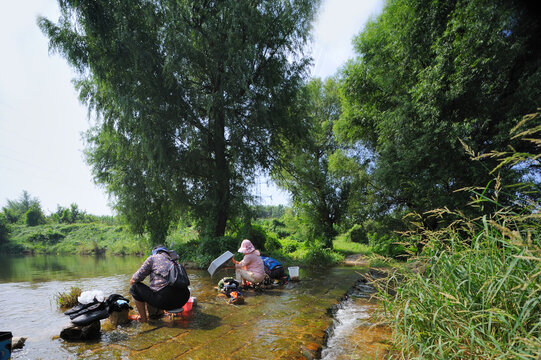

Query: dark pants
left=130, top=283, right=190, bottom=311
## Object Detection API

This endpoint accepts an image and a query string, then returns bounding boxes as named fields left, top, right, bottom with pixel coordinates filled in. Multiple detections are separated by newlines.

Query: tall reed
left=384, top=111, right=541, bottom=359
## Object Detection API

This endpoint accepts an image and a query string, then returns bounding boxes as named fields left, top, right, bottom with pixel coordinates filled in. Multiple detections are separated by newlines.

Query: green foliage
left=264, top=232, right=282, bottom=253
left=383, top=113, right=541, bottom=359
left=387, top=215, right=541, bottom=359
left=345, top=224, right=367, bottom=244
left=301, top=243, right=342, bottom=266
left=55, top=286, right=82, bottom=308
left=24, top=204, right=45, bottom=227
left=4, top=223, right=146, bottom=255
left=39, top=0, right=319, bottom=242
left=250, top=205, right=288, bottom=219
left=3, top=190, right=41, bottom=224
left=52, top=203, right=86, bottom=224
left=274, top=78, right=353, bottom=248
left=198, top=235, right=239, bottom=261
left=27, top=228, right=65, bottom=244
left=337, top=0, right=541, bottom=234
left=0, top=213, right=10, bottom=244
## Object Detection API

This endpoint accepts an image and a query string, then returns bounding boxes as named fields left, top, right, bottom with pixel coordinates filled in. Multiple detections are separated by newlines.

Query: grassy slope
left=3, top=223, right=148, bottom=255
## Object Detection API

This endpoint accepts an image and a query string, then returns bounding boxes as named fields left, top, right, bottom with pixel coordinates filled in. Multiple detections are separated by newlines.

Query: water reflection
left=0, top=254, right=143, bottom=283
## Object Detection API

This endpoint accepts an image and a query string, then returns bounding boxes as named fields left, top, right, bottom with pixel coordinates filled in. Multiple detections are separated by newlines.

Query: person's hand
left=130, top=277, right=135, bottom=285
left=231, top=259, right=238, bottom=265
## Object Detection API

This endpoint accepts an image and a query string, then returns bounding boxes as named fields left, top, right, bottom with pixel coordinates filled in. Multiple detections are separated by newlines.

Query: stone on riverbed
left=60, top=321, right=100, bottom=341
left=12, top=336, right=27, bottom=350
left=108, top=309, right=130, bottom=326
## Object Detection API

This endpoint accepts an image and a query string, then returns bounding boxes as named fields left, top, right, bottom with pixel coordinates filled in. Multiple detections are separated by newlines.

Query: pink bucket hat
left=238, top=239, right=256, bottom=254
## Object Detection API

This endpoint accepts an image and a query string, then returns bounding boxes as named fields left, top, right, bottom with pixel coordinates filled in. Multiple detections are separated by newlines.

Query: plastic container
left=183, top=297, right=196, bottom=312
left=288, top=266, right=300, bottom=281
left=207, top=251, right=235, bottom=276
left=0, top=331, right=12, bottom=360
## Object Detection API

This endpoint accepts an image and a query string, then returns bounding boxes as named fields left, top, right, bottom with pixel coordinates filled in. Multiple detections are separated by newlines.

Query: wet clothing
left=130, top=251, right=190, bottom=310
left=235, top=251, right=266, bottom=283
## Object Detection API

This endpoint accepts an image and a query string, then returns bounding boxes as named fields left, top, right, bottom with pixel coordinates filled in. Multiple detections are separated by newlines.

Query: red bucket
left=183, top=297, right=196, bottom=312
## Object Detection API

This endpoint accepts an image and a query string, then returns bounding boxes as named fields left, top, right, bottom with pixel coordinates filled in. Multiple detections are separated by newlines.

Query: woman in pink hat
left=231, top=239, right=266, bottom=286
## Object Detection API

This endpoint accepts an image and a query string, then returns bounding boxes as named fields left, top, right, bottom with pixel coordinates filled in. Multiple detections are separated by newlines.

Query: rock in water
left=11, top=336, right=27, bottom=350
left=108, top=309, right=130, bottom=326
left=60, top=321, right=101, bottom=341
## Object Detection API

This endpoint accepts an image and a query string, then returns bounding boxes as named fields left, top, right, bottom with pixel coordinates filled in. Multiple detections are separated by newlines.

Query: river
left=0, top=254, right=389, bottom=359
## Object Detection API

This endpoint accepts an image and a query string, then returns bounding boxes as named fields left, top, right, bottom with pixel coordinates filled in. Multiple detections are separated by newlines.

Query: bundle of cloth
left=64, top=291, right=132, bottom=326
left=217, top=278, right=244, bottom=304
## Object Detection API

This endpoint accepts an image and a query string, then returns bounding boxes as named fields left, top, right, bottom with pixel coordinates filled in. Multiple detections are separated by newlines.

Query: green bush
left=264, top=232, right=281, bottom=252
left=238, top=224, right=267, bottom=251
left=302, top=243, right=342, bottom=266
left=198, top=235, right=239, bottom=260
left=28, top=229, right=65, bottom=244
left=346, top=224, right=367, bottom=243
left=279, top=238, right=299, bottom=254
left=25, top=205, right=45, bottom=226
left=0, top=214, right=10, bottom=244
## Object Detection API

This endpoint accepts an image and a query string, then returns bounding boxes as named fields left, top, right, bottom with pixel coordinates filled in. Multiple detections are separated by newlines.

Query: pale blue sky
left=0, top=0, right=383, bottom=216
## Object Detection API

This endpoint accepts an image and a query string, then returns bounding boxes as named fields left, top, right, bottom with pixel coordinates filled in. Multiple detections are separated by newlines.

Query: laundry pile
left=64, top=290, right=132, bottom=326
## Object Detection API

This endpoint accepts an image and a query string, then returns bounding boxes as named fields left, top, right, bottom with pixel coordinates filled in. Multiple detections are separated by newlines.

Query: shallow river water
left=0, top=254, right=389, bottom=359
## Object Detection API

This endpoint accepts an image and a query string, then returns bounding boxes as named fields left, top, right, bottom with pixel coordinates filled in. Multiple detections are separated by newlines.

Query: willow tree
left=38, top=0, right=318, bottom=242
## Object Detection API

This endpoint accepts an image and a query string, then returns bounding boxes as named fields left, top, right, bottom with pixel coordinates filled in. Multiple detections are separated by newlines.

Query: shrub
left=25, top=205, right=45, bottom=226
left=28, top=229, right=65, bottom=244
left=198, top=235, right=239, bottom=260
left=264, top=232, right=282, bottom=252
left=346, top=224, right=368, bottom=244
left=56, top=286, right=82, bottom=308
left=238, top=224, right=267, bottom=251
left=0, top=214, right=10, bottom=244
left=302, top=243, right=342, bottom=266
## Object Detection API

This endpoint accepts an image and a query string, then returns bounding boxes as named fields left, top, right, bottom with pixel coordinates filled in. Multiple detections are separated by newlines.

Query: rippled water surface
left=0, top=254, right=380, bottom=359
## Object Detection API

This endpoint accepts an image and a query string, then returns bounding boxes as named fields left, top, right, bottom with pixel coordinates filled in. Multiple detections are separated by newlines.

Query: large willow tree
left=39, top=0, right=318, bottom=242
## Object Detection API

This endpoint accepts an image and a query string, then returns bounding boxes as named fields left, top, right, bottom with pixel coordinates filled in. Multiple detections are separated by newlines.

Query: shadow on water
left=0, top=254, right=388, bottom=359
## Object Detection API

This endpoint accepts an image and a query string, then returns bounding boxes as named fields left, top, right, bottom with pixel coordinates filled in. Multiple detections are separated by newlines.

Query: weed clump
left=56, top=286, right=82, bottom=308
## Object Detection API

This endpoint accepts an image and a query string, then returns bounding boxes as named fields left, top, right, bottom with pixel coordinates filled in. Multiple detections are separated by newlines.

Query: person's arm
left=130, top=256, right=153, bottom=284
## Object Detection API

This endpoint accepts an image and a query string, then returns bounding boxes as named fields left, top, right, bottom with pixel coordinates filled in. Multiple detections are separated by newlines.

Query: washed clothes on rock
left=130, top=252, right=190, bottom=311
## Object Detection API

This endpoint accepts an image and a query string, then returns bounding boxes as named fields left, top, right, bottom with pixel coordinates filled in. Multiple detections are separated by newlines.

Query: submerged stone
left=60, top=321, right=100, bottom=341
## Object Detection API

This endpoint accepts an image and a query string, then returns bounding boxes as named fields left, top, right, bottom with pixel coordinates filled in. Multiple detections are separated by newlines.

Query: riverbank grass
left=386, top=210, right=540, bottom=359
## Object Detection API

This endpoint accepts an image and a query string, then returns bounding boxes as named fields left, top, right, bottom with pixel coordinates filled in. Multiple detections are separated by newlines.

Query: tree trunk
left=214, top=109, right=229, bottom=237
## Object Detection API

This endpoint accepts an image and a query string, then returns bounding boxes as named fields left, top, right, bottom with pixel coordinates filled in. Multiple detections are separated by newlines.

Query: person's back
left=129, top=246, right=190, bottom=322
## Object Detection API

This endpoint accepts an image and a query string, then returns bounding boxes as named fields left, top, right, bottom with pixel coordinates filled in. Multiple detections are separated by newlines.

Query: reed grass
left=383, top=111, right=541, bottom=359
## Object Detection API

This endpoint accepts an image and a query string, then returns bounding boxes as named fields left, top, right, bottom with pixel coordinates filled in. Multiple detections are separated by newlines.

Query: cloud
left=311, top=0, right=383, bottom=78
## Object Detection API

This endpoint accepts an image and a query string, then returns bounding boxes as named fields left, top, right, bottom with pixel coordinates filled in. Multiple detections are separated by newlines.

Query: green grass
left=333, top=234, right=373, bottom=255
left=384, top=212, right=541, bottom=359
left=3, top=222, right=148, bottom=255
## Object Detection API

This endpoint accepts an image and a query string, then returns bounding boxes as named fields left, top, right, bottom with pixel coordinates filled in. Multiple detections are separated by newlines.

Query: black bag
left=168, top=260, right=190, bottom=288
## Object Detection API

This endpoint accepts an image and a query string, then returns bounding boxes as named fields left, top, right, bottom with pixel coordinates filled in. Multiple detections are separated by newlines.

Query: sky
left=0, top=0, right=383, bottom=216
